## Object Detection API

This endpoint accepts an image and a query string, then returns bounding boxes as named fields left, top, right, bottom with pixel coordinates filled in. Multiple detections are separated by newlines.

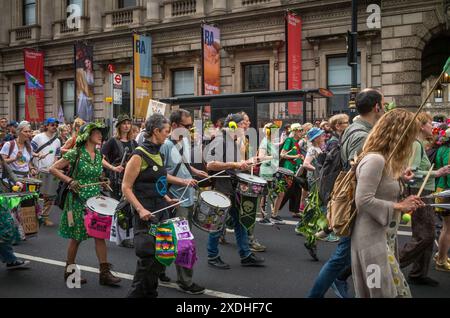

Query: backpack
left=318, top=129, right=366, bottom=205
left=326, top=163, right=359, bottom=237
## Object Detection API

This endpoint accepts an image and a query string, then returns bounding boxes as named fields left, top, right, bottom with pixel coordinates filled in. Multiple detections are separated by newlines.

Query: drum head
left=277, top=168, right=294, bottom=176
left=86, top=196, right=119, bottom=216
left=200, top=191, right=231, bottom=209
left=236, top=173, right=267, bottom=185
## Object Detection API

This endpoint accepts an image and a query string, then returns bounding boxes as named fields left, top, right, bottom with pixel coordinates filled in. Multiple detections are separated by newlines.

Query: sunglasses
left=48, top=123, right=59, bottom=127
left=180, top=123, right=193, bottom=130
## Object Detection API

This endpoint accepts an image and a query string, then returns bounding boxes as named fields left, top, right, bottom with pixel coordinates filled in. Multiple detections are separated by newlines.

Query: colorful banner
left=286, top=12, right=303, bottom=116
left=75, top=42, right=95, bottom=122
left=24, top=49, right=45, bottom=122
left=202, top=24, right=221, bottom=96
left=133, top=34, right=152, bottom=119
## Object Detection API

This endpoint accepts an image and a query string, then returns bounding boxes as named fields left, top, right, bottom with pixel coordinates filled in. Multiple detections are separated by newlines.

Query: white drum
left=235, top=173, right=268, bottom=198
left=84, top=196, right=119, bottom=240
left=39, top=169, right=59, bottom=197
left=193, top=191, right=231, bottom=233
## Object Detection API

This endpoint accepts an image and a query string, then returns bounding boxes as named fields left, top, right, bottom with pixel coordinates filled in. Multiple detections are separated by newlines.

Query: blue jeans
left=0, top=242, right=17, bottom=264
left=307, top=237, right=351, bottom=298
left=208, top=207, right=251, bottom=260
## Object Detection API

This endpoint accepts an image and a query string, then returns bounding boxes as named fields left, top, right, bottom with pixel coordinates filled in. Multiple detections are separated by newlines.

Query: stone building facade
left=0, top=0, right=449, bottom=125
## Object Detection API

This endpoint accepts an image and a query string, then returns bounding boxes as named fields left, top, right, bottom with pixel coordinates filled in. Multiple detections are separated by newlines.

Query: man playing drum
left=31, top=118, right=62, bottom=227
left=205, top=113, right=265, bottom=269
left=159, top=109, right=207, bottom=295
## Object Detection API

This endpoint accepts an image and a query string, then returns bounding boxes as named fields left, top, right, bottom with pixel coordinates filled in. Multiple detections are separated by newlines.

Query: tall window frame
left=118, top=0, right=136, bottom=9
left=242, top=61, right=270, bottom=93
left=23, top=0, right=37, bottom=26
left=172, top=68, right=195, bottom=98
left=15, top=84, right=26, bottom=121
left=60, top=80, right=76, bottom=122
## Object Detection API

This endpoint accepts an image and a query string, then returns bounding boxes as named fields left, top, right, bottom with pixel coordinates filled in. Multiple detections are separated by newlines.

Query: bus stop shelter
left=160, top=88, right=334, bottom=128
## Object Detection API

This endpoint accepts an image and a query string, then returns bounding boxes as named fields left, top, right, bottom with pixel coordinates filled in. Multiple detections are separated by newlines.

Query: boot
left=99, top=263, right=121, bottom=286
left=64, top=264, right=87, bottom=285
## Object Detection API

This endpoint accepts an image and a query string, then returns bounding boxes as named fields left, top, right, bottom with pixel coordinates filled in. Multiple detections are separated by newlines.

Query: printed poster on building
left=74, top=42, right=95, bottom=122
left=202, top=24, right=221, bottom=96
left=24, top=49, right=45, bottom=122
left=133, top=34, right=152, bottom=119
left=286, top=12, right=303, bottom=116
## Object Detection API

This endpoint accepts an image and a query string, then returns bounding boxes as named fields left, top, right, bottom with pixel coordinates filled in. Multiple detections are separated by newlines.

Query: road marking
left=14, top=253, right=248, bottom=299
left=256, top=219, right=413, bottom=237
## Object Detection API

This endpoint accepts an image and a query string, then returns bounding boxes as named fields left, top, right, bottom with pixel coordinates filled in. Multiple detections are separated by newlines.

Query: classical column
left=0, top=1, right=11, bottom=47
left=89, top=0, right=103, bottom=33
left=145, top=0, right=160, bottom=25
left=40, top=0, right=53, bottom=40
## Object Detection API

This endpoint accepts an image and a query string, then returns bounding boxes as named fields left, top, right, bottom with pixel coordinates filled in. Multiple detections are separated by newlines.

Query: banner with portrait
left=202, top=24, right=221, bottom=96
left=75, top=42, right=95, bottom=122
left=24, top=49, right=45, bottom=122
left=286, top=12, right=303, bottom=116
left=133, top=34, right=152, bottom=119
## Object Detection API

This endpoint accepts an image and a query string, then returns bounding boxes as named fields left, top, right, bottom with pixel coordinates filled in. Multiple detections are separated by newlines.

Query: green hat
left=116, top=114, right=132, bottom=128
left=76, top=122, right=109, bottom=146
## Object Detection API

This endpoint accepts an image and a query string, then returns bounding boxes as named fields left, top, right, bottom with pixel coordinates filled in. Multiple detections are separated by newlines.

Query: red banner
left=24, top=49, right=45, bottom=122
left=286, top=12, right=302, bottom=115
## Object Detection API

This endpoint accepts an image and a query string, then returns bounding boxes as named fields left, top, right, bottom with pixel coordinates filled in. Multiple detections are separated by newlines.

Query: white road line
left=256, top=219, right=413, bottom=236
left=14, top=253, right=248, bottom=299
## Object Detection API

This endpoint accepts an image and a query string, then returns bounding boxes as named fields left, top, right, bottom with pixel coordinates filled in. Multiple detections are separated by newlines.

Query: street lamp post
left=348, top=0, right=358, bottom=116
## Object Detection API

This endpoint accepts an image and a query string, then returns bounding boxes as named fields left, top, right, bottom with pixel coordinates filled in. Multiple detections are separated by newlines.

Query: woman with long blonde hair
left=351, top=109, right=425, bottom=298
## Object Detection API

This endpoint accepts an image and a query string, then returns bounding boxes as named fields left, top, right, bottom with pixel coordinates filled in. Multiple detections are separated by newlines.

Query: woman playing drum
left=50, top=122, right=124, bottom=286
left=122, top=114, right=179, bottom=298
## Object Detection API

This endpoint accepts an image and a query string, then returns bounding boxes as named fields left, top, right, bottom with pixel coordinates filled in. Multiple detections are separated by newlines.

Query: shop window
left=114, top=74, right=131, bottom=118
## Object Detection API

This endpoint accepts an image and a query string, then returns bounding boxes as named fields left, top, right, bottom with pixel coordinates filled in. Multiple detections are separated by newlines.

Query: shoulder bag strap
left=35, top=135, right=58, bottom=154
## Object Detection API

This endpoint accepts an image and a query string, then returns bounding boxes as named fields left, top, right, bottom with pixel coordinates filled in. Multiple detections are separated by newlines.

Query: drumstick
left=151, top=199, right=189, bottom=216
left=405, top=164, right=434, bottom=217
left=80, top=181, right=109, bottom=188
left=417, top=164, right=434, bottom=197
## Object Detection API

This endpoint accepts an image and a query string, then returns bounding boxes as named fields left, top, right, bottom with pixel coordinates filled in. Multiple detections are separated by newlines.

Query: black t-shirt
left=101, top=138, right=137, bottom=165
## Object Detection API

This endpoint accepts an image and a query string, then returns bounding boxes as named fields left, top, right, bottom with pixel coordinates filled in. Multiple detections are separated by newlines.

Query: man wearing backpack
left=32, top=118, right=62, bottom=227
left=307, top=88, right=385, bottom=298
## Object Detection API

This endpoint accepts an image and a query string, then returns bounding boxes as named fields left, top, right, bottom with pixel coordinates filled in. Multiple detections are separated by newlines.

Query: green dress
left=59, top=146, right=103, bottom=242
left=282, top=137, right=303, bottom=173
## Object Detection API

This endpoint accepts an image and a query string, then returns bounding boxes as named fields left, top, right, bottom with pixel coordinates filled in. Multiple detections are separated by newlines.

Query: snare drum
left=193, top=191, right=231, bottom=233
left=17, top=178, right=42, bottom=193
left=39, top=169, right=59, bottom=197
left=275, top=167, right=294, bottom=189
left=235, top=173, right=268, bottom=198
left=84, top=196, right=119, bottom=240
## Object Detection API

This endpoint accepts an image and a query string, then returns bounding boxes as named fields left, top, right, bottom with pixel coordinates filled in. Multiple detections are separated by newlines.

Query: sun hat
left=76, top=122, right=109, bottom=146
left=307, top=127, right=325, bottom=142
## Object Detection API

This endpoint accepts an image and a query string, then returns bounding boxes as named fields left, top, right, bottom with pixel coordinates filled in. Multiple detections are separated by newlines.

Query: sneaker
left=325, top=233, right=340, bottom=243
left=270, top=216, right=286, bottom=225
left=226, top=228, right=235, bottom=233
left=159, top=273, right=171, bottom=283
left=433, top=253, right=450, bottom=263
left=177, top=283, right=206, bottom=295
left=331, top=279, right=350, bottom=298
left=435, top=260, right=450, bottom=272
left=7, top=260, right=30, bottom=270
left=304, top=242, right=319, bottom=261
left=407, top=276, right=439, bottom=287
left=208, top=257, right=231, bottom=270
left=259, top=218, right=274, bottom=226
left=315, top=230, right=328, bottom=241
left=250, top=240, right=266, bottom=253
left=291, top=212, right=301, bottom=219
left=241, top=253, right=265, bottom=267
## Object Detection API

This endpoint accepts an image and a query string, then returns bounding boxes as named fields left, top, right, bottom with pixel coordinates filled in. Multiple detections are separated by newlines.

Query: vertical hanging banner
left=75, top=42, right=95, bottom=122
left=133, top=34, right=152, bottom=119
left=286, top=12, right=303, bottom=116
left=202, top=24, right=221, bottom=96
left=24, top=49, right=45, bottom=122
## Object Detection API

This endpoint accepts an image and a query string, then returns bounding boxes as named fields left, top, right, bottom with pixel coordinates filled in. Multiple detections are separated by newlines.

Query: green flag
left=444, top=57, right=450, bottom=73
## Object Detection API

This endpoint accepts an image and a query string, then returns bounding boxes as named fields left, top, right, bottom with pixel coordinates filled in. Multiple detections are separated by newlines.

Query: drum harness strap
left=167, top=139, right=193, bottom=193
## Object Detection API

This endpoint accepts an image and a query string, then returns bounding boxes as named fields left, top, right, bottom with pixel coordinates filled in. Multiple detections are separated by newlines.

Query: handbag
left=55, top=149, right=82, bottom=209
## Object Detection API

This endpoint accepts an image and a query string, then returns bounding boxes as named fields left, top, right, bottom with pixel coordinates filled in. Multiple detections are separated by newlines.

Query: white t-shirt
left=31, top=133, right=61, bottom=170
left=0, top=141, right=33, bottom=174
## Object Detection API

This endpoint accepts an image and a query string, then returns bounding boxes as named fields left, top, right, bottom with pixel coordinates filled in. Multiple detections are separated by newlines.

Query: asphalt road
left=1, top=206, right=449, bottom=298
